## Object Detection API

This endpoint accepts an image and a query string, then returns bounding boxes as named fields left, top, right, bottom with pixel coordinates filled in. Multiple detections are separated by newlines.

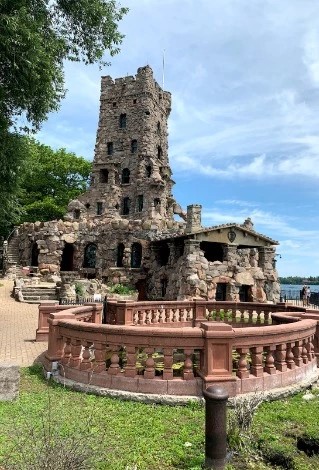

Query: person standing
left=306, top=286, right=311, bottom=306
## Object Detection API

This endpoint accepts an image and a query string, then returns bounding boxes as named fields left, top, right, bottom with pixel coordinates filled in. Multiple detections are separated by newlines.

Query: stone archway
left=60, top=243, right=75, bottom=271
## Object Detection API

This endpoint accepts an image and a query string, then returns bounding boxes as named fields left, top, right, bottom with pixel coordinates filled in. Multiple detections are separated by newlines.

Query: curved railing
left=41, top=302, right=318, bottom=399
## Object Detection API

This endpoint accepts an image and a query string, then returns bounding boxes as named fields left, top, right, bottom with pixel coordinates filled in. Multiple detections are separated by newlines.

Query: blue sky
left=37, top=0, right=319, bottom=277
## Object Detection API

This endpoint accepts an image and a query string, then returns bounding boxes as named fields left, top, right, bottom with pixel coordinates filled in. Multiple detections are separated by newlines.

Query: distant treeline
left=279, top=276, right=319, bottom=285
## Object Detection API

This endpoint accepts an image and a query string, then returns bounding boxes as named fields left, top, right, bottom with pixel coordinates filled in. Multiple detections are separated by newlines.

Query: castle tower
left=85, top=66, right=175, bottom=222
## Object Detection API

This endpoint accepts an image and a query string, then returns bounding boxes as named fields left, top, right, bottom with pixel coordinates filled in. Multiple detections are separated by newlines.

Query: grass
left=0, top=366, right=319, bottom=469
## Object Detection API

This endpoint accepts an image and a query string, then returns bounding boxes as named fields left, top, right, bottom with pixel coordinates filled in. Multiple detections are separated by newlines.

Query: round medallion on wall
left=227, top=230, right=236, bottom=243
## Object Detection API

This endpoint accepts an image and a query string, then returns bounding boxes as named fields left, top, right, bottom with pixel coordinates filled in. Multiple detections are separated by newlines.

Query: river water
left=280, top=284, right=319, bottom=296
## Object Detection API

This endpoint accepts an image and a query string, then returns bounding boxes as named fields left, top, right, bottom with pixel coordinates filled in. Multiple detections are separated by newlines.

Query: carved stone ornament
left=227, top=230, right=236, bottom=243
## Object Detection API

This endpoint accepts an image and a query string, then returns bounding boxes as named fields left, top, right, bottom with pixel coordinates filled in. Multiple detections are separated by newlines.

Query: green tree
left=17, top=138, right=92, bottom=224
left=0, top=0, right=128, bottom=132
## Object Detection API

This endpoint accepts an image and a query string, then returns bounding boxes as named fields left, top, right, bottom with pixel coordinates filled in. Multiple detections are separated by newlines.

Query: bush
left=108, top=283, right=136, bottom=295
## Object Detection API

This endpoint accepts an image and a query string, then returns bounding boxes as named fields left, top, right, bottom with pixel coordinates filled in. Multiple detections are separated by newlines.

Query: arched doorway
left=30, top=242, right=39, bottom=267
left=60, top=243, right=74, bottom=271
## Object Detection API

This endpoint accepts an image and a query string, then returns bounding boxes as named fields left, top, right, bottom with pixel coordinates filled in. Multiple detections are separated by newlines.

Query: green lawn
left=0, top=366, right=319, bottom=469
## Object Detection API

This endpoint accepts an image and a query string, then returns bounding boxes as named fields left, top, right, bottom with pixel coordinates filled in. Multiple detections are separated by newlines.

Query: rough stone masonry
left=5, top=66, right=280, bottom=302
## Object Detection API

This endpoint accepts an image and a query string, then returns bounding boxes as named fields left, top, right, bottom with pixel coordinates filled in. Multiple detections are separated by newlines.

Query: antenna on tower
left=162, top=49, right=165, bottom=89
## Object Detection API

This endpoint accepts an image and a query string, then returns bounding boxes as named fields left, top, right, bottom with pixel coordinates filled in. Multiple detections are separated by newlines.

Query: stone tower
left=75, top=65, right=177, bottom=226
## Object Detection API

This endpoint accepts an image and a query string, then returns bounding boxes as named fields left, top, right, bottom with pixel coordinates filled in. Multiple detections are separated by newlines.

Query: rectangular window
left=107, top=142, right=113, bottom=155
left=137, top=195, right=144, bottom=212
left=100, top=169, right=108, bottom=183
left=97, top=202, right=103, bottom=215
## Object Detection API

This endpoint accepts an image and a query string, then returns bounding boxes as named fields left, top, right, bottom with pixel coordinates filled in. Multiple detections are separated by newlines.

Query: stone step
left=22, top=295, right=58, bottom=302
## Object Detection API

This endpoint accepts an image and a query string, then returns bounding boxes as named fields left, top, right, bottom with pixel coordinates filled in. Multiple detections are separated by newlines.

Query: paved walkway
left=0, top=279, right=47, bottom=367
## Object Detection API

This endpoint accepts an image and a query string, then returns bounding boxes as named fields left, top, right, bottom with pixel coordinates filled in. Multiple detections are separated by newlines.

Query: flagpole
left=162, top=49, right=165, bottom=89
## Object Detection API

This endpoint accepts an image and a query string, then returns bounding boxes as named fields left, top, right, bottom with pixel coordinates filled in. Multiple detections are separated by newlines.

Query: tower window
left=157, top=146, right=163, bottom=159
left=137, top=195, right=144, bottom=212
left=74, top=209, right=80, bottom=219
left=113, top=102, right=117, bottom=107
left=146, top=165, right=152, bottom=177
left=97, top=202, right=103, bottom=215
left=100, top=169, right=109, bottom=183
left=131, top=139, right=138, bottom=153
left=133, top=99, right=137, bottom=104
left=122, top=197, right=130, bottom=215
left=121, top=168, right=130, bottom=184
left=119, top=113, right=126, bottom=128
left=117, top=243, right=125, bottom=267
left=157, top=122, right=161, bottom=134
left=131, top=243, right=142, bottom=268
left=145, top=110, right=150, bottom=116
left=154, top=198, right=161, bottom=211
left=107, top=142, right=113, bottom=155
left=161, top=278, right=168, bottom=297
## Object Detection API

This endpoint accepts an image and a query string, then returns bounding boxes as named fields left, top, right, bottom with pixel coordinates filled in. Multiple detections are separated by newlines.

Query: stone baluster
left=93, top=341, right=106, bottom=373
left=215, top=308, right=220, bottom=321
left=61, top=337, right=72, bottom=365
left=236, top=347, right=249, bottom=378
left=108, top=346, right=121, bottom=375
left=264, top=346, right=276, bottom=374
left=163, top=348, right=174, bottom=380
left=145, top=309, right=151, bottom=324
left=133, top=311, right=138, bottom=324
left=186, top=307, right=192, bottom=322
left=183, top=349, right=194, bottom=380
left=286, top=343, right=295, bottom=369
left=80, top=341, right=93, bottom=370
left=172, top=308, right=178, bottom=322
left=165, top=308, right=171, bottom=323
left=138, top=310, right=144, bottom=325
left=301, top=340, right=308, bottom=364
left=144, top=348, right=155, bottom=379
left=274, top=344, right=287, bottom=372
left=232, top=308, right=237, bottom=323
left=240, top=309, right=245, bottom=322
left=151, top=309, right=158, bottom=324
left=124, top=345, right=137, bottom=377
left=158, top=308, right=164, bottom=323
left=256, top=311, right=261, bottom=324
left=69, top=338, right=82, bottom=368
left=264, top=309, right=270, bottom=324
left=250, top=346, right=264, bottom=376
left=179, top=308, right=184, bottom=322
left=293, top=341, right=303, bottom=366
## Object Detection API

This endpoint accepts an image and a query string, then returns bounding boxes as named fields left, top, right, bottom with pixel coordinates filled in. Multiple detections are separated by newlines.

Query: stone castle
left=6, top=66, right=280, bottom=302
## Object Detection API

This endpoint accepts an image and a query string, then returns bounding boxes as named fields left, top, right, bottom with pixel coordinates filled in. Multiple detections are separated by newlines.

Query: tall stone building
left=5, top=66, right=280, bottom=302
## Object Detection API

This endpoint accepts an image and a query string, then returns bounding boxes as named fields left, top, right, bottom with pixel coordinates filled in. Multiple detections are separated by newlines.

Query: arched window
left=83, top=244, right=97, bottom=268
left=116, top=243, right=125, bottom=267
left=122, top=197, right=130, bottom=215
left=146, top=165, right=152, bottom=177
left=157, top=145, right=163, bottom=159
left=73, top=209, right=80, bottom=219
left=131, top=139, right=138, bottom=153
left=107, top=142, right=113, bottom=155
left=31, top=242, right=39, bottom=267
left=121, top=168, right=130, bottom=184
left=131, top=243, right=142, bottom=268
left=119, top=113, right=126, bottom=128
left=100, top=169, right=108, bottom=183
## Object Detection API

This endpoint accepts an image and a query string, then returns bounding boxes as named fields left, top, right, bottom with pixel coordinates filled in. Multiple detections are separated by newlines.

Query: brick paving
left=0, top=279, right=47, bottom=367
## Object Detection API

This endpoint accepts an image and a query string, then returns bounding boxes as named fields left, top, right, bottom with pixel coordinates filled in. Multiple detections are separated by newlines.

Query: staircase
left=20, top=285, right=58, bottom=304
left=3, top=228, right=22, bottom=278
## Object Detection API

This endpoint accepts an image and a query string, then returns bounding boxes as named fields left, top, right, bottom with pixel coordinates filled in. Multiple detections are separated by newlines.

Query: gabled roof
left=152, top=222, right=279, bottom=246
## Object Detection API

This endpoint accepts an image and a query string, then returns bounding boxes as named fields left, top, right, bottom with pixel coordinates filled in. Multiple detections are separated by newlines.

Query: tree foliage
left=0, top=0, right=128, bottom=131
left=18, top=138, right=92, bottom=224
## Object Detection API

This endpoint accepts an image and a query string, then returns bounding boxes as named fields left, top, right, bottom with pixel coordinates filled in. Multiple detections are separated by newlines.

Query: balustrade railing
left=42, top=302, right=318, bottom=398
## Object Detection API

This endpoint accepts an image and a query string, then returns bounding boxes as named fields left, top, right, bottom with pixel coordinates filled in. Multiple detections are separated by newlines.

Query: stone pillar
left=168, top=242, right=175, bottom=265
left=184, top=239, right=201, bottom=255
left=222, top=245, right=237, bottom=264
left=186, top=205, right=202, bottom=233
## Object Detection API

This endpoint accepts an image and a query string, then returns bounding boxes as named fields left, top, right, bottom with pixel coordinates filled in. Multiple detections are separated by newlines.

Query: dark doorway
left=135, top=279, right=147, bottom=300
left=61, top=243, right=74, bottom=271
left=117, top=243, right=125, bottom=267
left=239, top=285, right=251, bottom=302
left=131, top=243, right=142, bottom=268
left=31, top=242, right=39, bottom=267
left=216, top=283, right=227, bottom=301
left=200, top=242, right=224, bottom=262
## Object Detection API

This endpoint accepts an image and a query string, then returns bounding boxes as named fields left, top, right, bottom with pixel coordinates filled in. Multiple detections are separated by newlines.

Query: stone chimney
left=186, top=204, right=202, bottom=233
left=242, top=217, right=254, bottom=231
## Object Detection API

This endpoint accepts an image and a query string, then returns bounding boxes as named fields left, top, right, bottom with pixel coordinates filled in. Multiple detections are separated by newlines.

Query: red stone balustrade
left=105, top=300, right=284, bottom=327
left=36, top=302, right=102, bottom=341
left=41, top=303, right=318, bottom=398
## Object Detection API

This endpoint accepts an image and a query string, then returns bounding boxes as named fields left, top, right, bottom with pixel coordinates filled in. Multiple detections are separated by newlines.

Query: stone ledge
left=0, top=363, right=20, bottom=401
left=51, top=368, right=319, bottom=406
